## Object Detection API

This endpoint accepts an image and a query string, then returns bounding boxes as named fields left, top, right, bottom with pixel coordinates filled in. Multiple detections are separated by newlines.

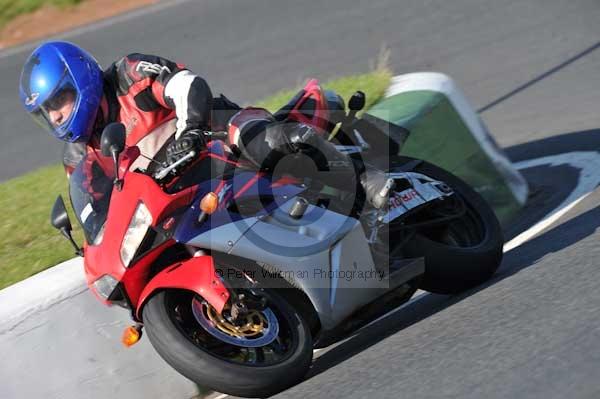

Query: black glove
left=166, top=129, right=206, bottom=167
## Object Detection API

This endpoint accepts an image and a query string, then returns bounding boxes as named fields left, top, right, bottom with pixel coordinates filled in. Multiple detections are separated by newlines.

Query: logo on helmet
left=25, top=92, right=40, bottom=106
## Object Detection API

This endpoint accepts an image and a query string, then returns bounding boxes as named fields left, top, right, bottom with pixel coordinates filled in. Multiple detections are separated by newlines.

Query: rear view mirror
left=51, top=195, right=72, bottom=232
left=50, top=195, right=82, bottom=256
left=101, top=122, right=126, bottom=157
left=348, top=91, right=366, bottom=112
left=100, top=122, right=126, bottom=190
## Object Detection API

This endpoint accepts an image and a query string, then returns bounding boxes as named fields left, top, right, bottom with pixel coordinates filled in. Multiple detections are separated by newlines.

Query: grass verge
left=255, top=69, right=391, bottom=113
left=0, top=68, right=391, bottom=290
left=0, top=0, right=82, bottom=29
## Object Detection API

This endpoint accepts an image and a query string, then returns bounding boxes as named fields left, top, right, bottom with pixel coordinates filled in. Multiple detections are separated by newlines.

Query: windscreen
left=69, top=152, right=114, bottom=244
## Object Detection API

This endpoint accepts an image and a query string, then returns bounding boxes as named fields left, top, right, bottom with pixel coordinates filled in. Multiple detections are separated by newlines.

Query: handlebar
left=154, top=150, right=196, bottom=180
left=152, top=130, right=229, bottom=181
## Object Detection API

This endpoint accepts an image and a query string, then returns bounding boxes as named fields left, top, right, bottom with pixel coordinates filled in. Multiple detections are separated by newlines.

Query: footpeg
left=372, top=178, right=395, bottom=209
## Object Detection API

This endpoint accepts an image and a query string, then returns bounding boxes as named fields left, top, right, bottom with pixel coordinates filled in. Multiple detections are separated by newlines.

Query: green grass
left=0, top=163, right=84, bottom=289
left=0, top=69, right=391, bottom=290
left=255, top=69, right=392, bottom=113
left=0, top=0, right=82, bottom=29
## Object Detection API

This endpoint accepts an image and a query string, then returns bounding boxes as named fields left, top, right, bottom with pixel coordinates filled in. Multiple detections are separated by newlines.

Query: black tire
left=387, top=156, right=504, bottom=294
left=143, top=290, right=313, bottom=398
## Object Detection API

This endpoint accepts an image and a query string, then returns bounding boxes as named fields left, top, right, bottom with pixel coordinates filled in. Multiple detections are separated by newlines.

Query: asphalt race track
left=2, top=0, right=600, bottom=398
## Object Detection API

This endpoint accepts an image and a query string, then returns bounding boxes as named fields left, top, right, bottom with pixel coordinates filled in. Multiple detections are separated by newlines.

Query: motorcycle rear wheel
left=386, top=156, right=504, bottom=294
left=143, top=289, right=312, bottom=398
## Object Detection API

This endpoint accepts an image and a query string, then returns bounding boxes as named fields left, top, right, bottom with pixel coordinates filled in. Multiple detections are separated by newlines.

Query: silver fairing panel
left=184, top=215, right=261, bottom=254
left=221, top=200, right=391, bottom=330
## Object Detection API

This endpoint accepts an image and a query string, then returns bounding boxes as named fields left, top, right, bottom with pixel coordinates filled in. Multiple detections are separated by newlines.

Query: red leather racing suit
left=62, top=53, right=240, bottom=175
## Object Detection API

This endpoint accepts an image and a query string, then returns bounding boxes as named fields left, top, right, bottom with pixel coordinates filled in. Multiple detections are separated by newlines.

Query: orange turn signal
left=200, top=192, right=219, bottom=214
left=122, top=325, right=141, bottom=348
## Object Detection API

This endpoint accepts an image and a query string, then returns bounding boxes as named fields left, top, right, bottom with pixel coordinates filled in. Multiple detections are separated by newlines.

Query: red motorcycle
left=51, top=81, right=503, bottom=397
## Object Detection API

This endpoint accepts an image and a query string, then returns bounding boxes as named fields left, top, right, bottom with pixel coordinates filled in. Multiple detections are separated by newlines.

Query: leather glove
left=166, top=129, right=206, bottom=167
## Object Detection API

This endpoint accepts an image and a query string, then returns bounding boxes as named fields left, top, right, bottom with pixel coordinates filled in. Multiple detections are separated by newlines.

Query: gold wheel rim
left=205, top=304, right=269, bottom=339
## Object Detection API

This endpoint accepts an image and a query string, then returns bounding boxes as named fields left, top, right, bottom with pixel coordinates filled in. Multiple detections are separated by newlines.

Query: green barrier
left=368, top=73, right=528, bottom=225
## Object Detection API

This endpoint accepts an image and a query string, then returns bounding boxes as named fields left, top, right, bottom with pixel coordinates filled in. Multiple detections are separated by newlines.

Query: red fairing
left=136, top=255, right=230, bottom=319
left=83, top=155, right=199, bottom=308
left=83, top=148, right=234, bottom=321
left=287, top=79, right=329, bottom=133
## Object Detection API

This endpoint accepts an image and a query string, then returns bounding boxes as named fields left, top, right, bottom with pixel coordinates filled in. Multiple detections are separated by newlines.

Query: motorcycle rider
left=19, top=41, right=392, bottom=209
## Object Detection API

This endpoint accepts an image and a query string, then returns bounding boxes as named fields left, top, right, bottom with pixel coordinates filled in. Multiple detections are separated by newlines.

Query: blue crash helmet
left=19, top=41, right=104, bottom=142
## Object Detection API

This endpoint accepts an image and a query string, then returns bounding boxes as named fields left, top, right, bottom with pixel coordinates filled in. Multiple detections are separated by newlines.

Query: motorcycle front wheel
left=143, top=289, right=312, bottom=398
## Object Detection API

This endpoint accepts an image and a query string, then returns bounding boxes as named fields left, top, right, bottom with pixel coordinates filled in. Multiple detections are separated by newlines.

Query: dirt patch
left=0, top=0, right=159, bottom=50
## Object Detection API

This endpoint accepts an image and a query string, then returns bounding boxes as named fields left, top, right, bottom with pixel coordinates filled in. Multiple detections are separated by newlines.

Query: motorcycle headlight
left=120, top=202, right=153, bottom=267
left=92, top=274, right=119, bottom=300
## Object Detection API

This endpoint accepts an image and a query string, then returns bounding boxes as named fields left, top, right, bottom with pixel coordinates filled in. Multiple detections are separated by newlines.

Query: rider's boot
left=284, top=123, right=394, bottom=210
left=360, top=165, right=395, bottom=210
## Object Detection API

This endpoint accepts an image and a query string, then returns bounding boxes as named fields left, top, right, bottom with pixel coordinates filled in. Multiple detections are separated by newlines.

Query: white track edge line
left=503, top=192, right=591, bottom=252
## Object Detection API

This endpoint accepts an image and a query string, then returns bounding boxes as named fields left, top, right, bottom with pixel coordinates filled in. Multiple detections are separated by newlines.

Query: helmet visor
left=30, top=73, right=80, bottom=140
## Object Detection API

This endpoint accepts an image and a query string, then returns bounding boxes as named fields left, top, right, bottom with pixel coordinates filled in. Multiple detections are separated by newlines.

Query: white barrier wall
left=369, top=72, right=528, bottom=224
left=0, top=258, right=199, bottom=399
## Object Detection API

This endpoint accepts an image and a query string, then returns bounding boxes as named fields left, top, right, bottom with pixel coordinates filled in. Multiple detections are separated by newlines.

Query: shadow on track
left=505, top=128, right=600, bottom=162
left=302, top=129, right=600, bottom=382
left=503, top=128, right=600, bottom=240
